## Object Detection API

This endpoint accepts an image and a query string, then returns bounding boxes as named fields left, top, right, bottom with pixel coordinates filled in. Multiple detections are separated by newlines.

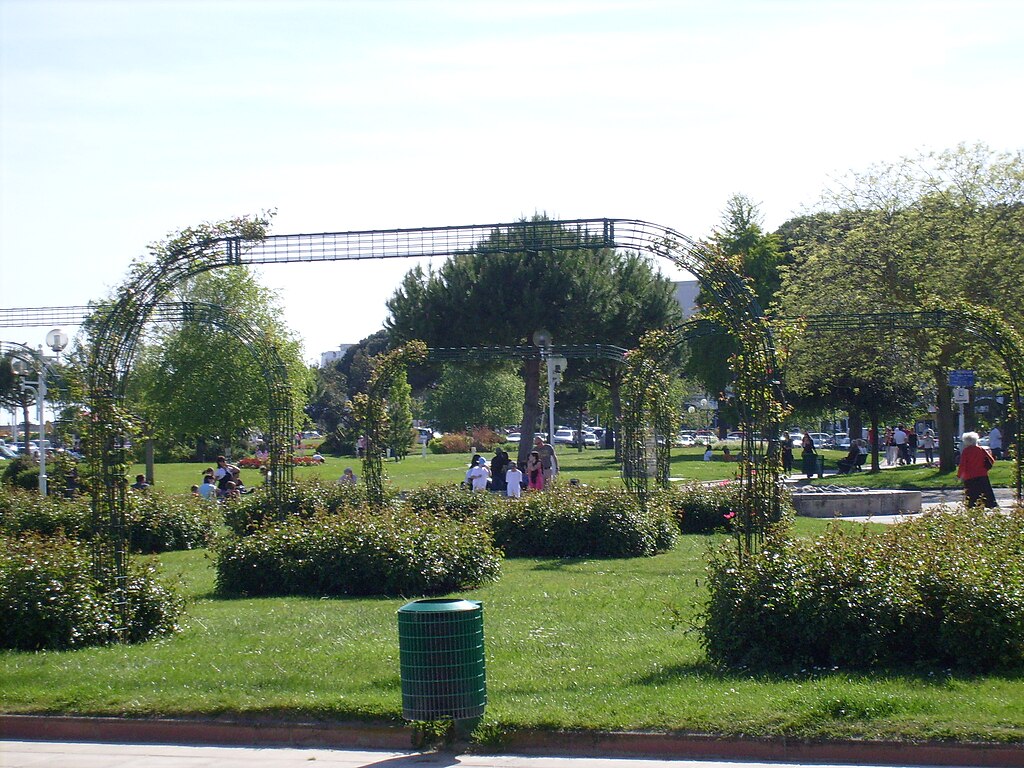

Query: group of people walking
left=465, top=436, right=559, bottom=497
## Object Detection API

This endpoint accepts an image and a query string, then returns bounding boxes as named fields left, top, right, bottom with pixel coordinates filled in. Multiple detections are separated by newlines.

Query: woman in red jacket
left=957, top=431, right=998, bottom=509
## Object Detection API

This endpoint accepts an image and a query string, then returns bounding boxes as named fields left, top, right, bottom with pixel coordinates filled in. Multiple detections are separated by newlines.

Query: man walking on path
left=989, top=425, right=1003, bottom=460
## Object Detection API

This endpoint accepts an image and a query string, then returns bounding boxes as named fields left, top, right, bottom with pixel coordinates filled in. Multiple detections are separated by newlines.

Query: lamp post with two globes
left=12, top=329, right=69, bottom=495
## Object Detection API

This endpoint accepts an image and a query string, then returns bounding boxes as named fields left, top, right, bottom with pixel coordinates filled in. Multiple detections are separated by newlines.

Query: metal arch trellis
left=664, top=310, right=1024, bottom=502
left=791, top=309, right=1024, bottom=502
left=3, top=217, right=784, bottom=557
left=2, top=302, right=296, bottom=628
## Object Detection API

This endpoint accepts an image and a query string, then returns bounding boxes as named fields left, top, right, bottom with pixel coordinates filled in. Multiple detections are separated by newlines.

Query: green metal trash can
left=397, top=598, right=486, bottom=724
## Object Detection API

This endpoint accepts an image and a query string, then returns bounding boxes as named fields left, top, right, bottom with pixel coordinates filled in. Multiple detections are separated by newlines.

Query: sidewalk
left=12, top=741, right=1011, bottom=768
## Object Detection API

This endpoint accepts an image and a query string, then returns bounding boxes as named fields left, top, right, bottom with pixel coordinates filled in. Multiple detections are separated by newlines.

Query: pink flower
left=723, top=511, right=736, bottom=520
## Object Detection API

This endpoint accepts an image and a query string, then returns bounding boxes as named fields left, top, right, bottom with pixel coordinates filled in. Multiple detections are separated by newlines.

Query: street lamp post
left=532, top=329, right=555, bottom=441
left=13, top=329, right=68, bottom=495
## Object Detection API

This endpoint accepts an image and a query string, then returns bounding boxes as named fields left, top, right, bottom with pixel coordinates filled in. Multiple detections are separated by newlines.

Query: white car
left=553, top=429, right=576, bottom=445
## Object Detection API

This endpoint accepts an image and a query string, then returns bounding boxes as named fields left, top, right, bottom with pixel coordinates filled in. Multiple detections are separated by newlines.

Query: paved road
left=0, top=740, right=963, bottom=768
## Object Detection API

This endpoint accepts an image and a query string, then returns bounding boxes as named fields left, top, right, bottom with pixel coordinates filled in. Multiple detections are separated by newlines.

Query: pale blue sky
left=2, top=0, right=1022, bottom=362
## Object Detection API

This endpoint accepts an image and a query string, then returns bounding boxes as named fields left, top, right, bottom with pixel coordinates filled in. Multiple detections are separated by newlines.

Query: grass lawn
left=2, top=517, right=1022, bottom=743
left=135, top=447, right=743, bottom=496
left=811, top=457, right=1018, bottom=490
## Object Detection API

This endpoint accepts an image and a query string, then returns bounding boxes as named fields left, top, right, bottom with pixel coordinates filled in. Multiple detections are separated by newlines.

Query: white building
left=673, top=279, right=700, bottom=319
left=319, top=344, right=355, bottom=368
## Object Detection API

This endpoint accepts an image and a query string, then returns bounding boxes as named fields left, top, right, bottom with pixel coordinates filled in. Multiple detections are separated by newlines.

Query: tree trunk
left=935, top=369, right=956, bottom=472
left=145, top=438, right=155, bottom=485
left=610, top=379, right=622, bottom=462
left=21, top=402, right=31, bottom=453
left=517, top=358, right=541, bottom=465
left=869, top=412, right=880, bottom=471
left=848, top=410, right=863, bottom=449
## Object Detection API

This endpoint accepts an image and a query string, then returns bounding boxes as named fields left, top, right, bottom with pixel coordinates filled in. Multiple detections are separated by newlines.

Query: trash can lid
left=398, top=598, right=481, bottom=614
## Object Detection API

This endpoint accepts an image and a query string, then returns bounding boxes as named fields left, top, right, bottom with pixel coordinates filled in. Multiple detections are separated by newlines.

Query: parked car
left=580, top=430, right=599, bottom=447
left=553, top=428, right=576, bottom=445
left=505, top=432, right=521, bottom=444
left=694, top=430, right=716, bottom=445
left=807, top=432, right=833, bottom=448
left=833, top=432, right=851, bottom=449
left=675, top=431, right=696, bottom=447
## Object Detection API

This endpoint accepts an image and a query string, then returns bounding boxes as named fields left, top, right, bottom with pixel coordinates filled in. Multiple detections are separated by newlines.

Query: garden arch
left=6, top=219, right=782, bottom=571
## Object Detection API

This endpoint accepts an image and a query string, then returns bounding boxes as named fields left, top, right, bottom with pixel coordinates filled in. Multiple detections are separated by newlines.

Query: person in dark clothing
left=801, top=432, right=817, bottom=478
left=490, top=449, right=508, bottom=494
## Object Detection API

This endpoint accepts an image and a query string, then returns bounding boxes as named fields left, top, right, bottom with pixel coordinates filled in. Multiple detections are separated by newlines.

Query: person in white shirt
left=989, top=426, right=1003, bottom=460
left=467, top=456, right=490, bottom=492
left=198, top=474, right=217, bottom=500
left=505, top=463, right=524, bottom=498
left=892, top=425, right=908, bottom=465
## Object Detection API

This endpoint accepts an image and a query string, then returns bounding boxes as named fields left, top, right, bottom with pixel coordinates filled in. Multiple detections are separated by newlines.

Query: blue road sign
left=948, top=369, right=975, bottom=387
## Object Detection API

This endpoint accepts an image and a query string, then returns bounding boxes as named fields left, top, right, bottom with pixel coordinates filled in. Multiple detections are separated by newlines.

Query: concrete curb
left=3, top=714, right=1023, bottom=767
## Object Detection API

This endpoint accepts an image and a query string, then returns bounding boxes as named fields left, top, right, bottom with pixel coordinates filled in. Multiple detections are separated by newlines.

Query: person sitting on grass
left=198, top=474, right=217, bottom=500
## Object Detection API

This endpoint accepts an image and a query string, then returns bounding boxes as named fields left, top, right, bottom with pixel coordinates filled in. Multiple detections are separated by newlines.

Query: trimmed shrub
left=2, top=455, right=42, bottom=491
left=428, top=433, right=472, bottom=454
left=661, top=481, right=742, bottom=534
left=470, top=426, right=505, bottom=451
left=215, top=508, right=502, bottom=597
left=701, top=507, right=1024, bottom=672
left=0, top=533, right=183, bottom=650
left=222, top=477, right=378, bottom=535
left=403, top=483, right=500, bottom=520
left=126, top=490, right=220, bottom=553
left=486, top=485, right=678, bottom=558
left=0, top=485, right=217, bottom=553
left=0, top=484, right=91, bottom=538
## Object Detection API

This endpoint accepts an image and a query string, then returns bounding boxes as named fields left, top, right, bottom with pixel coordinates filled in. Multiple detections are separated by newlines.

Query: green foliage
left=221, top=477, right=375, bottom=535
left=386, top=372, right=414, bottom=460
left=0, top=484, right=91, bottom=537
left=661, top=482, right=743, bottom=534
left=125, top=490, right=220, bottom=553
left=485, top=485, right=678, bottom=558
left=0, top=484, right=217, bottom=553
left=402, top=483, right=500, bottom=520
left=2, top=455, right=43, bottom=491
left=428, top=433, right=473, bottom=454
left=424, top=364, right=524, bottom=432
left=701, top=508, right=1024, bottom=672
left=123, top=262, right=312, bottom=460
left=215, top=508, right=502, bottom=597
left=0, top=533, right=182, bottom=650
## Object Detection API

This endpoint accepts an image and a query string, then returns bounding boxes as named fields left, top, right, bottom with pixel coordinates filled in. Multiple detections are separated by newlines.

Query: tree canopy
left=385, top=215, right=682, bottom=459
left=775, top=142, right=1024, bottom=469
left=125, top=265, right=311, bottom=459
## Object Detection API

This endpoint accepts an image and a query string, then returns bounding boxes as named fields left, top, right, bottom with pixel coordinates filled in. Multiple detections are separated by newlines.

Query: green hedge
left=701, top=507, right=1024, bottom=672
left=660, top=482, right=742, bottom=534
left=0, top=533, right=183, bottom=651
left=215, top=508, right=502, bottom=597
left=0, top=485, right=91, bottom=538
left=402, top=483, right=500, bottom=520
left=486, top=485, right=678, bottom=558
left=126, top=490, right=220, bottom=553
left=0, top=485, right=217, bottom=554
left=222, top=478, right=378, bottom=535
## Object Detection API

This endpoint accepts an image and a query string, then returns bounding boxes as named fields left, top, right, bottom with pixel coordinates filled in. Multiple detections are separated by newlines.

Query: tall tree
left=126, top=265, right=311, bottom=460
left=387, top=216, right=681, bottom=462
left=424, top=364, right=524, bottom=433
left=776, top=143, right=1024, bottom=471
left=685, top=194, right=787, bottom=429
